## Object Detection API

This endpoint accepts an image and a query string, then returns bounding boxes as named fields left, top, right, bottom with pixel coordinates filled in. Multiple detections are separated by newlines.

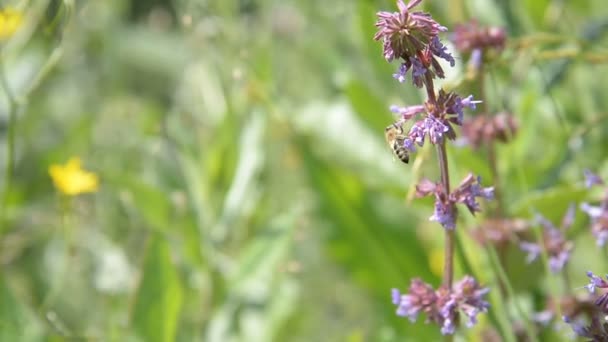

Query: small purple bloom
left=425, top=116, right=450, bottom=144
left=519, top=210, right=573, bottom=273
left=445, top=276, right=490, bottom=333
left=461, top=95, right=482, bottom=110
left=430, top=36, right=455, bottom=67
left=450, top=173, right=494, bottom=215
left=563, top=314, right=608, bottom=339
left=402, top=138, right=417, bottom=152
left=390, top=104, right=426, bottom=120
left=580, top=202, right=608, bottom=247
left=584, top=169, right=604, bottom=188
left=392, top=276, right=488, bottom=335
left=519, top=241, right=542, bottom=264
left=563, top=316, right=593, bottom=338
left=586, top=271, right=608, bottom=294
left=391, top=288, right=401, bottom=305
left=430, top=199, right=456, bottom=230
left=468, top=48, right=483, bottom=71
left=393, top=63, right=409, bottom=83
left=392, top=278, right=437, bottom=322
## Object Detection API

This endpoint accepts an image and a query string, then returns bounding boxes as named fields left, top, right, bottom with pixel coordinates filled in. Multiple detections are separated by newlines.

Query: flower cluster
left=392, top=276, right=489, bottom=335
left=460, top=112, right=518, bottom=149
left=518, top=206, right=574, bottom=273
left=450, top=20, right=506, bottom=74
left=451, top=20, right=506, bottom=54
left=470, top=218, right=529, bottom=248
left=392, top=91, right=481, bottom=152
left=563, top=271, right=608, bottom=339
left=374, top=0, right=454, bottom=87
left=580, top=170, right=608, bottom=247
left=416, top=173, right=494, bottom=230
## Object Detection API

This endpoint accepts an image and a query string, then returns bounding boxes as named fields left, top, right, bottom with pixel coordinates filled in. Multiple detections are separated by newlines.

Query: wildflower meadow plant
left=374, top=0, right=493, bottom=335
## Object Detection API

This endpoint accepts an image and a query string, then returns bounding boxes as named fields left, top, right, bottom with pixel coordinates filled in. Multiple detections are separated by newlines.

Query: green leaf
left=344, top=80, right=392, bottom=132
left=0, top=274, right=44, bottom=341
left=132, top=234, right=183, bottom=342
left=107, top=176, right=172, bottom=232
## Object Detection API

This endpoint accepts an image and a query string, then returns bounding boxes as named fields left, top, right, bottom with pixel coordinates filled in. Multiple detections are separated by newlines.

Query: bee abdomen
left=393, top=141, right=409, bottom=164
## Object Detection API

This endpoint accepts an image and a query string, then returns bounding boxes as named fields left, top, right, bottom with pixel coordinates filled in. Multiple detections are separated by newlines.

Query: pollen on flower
left=0, top=8, right=23, bottom=40
left=49, top=157, right=99, bottom=196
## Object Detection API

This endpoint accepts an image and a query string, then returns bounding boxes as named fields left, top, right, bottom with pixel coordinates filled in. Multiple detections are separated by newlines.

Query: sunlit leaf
left=132, top=234, right=183, bottom=342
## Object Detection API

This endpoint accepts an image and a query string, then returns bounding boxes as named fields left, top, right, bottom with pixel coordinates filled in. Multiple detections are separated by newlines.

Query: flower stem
left=437, top=141, right=454, bottom=289
left=425, top=69, right=454, bottom=289
left=477, top=63, right=504, bottom=217
left=0, top=61, right=17, bottom=226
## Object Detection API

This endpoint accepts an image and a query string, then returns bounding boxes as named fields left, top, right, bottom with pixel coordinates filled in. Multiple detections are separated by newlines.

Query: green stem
left=0, top=60, right=18, bottom=223
left=437, top=141, right=454, bottom=289
left=486, top=245, right=538, bottom=342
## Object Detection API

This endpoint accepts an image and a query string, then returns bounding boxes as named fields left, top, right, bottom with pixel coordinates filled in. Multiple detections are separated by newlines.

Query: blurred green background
left=1, top=0, right=608, bottom=340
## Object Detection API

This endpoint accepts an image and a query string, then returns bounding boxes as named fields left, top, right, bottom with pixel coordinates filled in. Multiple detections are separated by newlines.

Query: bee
left=385, top=123, right=409, bottom=164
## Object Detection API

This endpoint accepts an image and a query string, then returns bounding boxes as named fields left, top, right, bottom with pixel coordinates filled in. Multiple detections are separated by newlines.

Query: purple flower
left=390, top=104, right=426, bottom=121
left=392, top=63, right=409, bottom=83
left=392, top=276, right=489, bottom=335
left=468, top=48, right=483, bottom=72
left=586, top=271, right=608, bottom=294
left=518, top=208, right=574, bottom=273
left=374, top=0, right=456, bottom=87
left=437, top=276, right=489, bottom=335
left=391, top=288, right=401, bottom=305
left=580, top=202, right=608, bottom=247
left=430, top=198, right=456, bottom=230
left=519, top=241, right=542, bottom=264
left=584, top=169, right=604, bottom=188
left=424, top=116, right=450, bottom=144
left=563, top=315, right=608, bottom=339
left=392, top=278, right=437, bottom=322
left=450, top=20, right=506, bottom=53
left=416, top=174, right=493, bottom=230
left=450, top=174, right=494, bottom=215
left=430, top=36, right=455, bottom=67
left=374, top=0, right=446, bottom=63
left=439, top=91, right=481, bottom=125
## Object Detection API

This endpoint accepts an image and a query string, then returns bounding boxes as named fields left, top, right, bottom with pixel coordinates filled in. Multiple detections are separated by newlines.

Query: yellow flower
left=49, top=157, right=99, bottom=196
left=0, top=8, right=23, bottom=40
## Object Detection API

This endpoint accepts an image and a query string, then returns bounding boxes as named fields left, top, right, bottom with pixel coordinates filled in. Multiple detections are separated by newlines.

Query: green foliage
left=132, top=234, right=183, bottom=342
